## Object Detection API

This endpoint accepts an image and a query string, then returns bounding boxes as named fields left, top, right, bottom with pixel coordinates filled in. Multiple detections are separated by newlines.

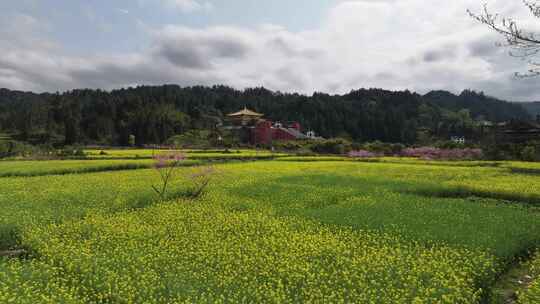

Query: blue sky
left=0, top=0, right=330, bottom=53
left=1, top=0, right=540, bottom=100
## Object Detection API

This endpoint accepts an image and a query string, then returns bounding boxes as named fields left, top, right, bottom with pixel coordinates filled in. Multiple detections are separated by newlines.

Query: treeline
left=0, top=85, right=531, bottom=146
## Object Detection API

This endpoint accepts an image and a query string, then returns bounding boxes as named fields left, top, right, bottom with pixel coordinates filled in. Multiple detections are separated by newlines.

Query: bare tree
left=468, top=1, right=540, bottom=77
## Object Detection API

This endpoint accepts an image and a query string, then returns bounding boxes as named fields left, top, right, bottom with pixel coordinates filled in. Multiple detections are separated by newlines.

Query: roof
left=227, top=107, right=263, bottom=117
left=503, top=121, right=540, bottom=131
left=282, top=127, right=309, bottom=139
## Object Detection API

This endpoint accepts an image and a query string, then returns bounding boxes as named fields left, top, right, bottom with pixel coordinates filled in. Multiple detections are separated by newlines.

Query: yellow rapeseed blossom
left=0, top=158, right=539, bottom=303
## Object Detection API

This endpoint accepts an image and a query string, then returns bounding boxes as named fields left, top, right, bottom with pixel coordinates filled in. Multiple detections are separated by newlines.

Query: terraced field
left=1, top=157, right=539, bottom=303
left=0, top=159, right=165, bottom=177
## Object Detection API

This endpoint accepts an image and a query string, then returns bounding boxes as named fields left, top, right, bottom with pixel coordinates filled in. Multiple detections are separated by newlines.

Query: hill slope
left=515, top=101, right=540, bottom=118
left=0, top=86, right=532, bottom=145
left=424, top=90, right=531, bottom=122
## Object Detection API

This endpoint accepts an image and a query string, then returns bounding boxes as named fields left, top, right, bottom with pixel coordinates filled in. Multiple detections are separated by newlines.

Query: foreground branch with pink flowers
left=152, top=151, right=216, bottom=201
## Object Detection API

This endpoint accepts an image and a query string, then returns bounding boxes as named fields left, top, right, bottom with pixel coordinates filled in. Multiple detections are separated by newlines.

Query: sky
left=1, top=0, right=540, bottom=101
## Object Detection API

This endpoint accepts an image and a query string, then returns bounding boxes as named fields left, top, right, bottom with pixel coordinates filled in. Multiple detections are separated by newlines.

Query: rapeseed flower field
left=0, top=159, right=539, bottom=303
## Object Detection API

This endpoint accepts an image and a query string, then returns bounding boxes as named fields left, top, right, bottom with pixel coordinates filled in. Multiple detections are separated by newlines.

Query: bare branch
left=468, top=2, right=540, bottom=77
left=467, top=5, right=540, bottom=45
left=524, top=0, right=540, bottom=18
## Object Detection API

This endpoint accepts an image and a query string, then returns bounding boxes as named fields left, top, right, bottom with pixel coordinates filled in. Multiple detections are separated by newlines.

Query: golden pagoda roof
left=227, top=107, right=263, bottom=117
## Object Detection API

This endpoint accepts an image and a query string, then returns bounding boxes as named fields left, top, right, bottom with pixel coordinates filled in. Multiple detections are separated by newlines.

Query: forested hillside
left=516, top=101, right=540, bottom=118
left=424, top=90, right=530, bottom=122
left=0, top=86, right=532, bottom=146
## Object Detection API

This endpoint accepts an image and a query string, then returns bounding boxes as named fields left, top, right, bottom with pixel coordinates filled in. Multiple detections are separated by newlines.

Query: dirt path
left=0, top=249, right=27, bottom=259
left=487, top=255, right=537, bottom=304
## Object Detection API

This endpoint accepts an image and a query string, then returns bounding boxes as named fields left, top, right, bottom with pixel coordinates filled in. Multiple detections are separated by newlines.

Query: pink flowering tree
left=401, top=147, right=483, bottom=160
left=152, top=151, right=217, bottom=201
left=152, top=152, right=186, bottom=201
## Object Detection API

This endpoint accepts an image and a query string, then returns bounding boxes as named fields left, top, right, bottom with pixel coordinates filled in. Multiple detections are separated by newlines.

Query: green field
left=0, top=159, right=164, bottom=177
left=1, top=157, right=539, bottom=303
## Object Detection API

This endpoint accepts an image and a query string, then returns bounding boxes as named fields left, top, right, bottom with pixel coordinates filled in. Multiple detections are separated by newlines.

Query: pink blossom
left=401, top=147, right=482, bottom=160
left=153, top=151, right=186, bottom=168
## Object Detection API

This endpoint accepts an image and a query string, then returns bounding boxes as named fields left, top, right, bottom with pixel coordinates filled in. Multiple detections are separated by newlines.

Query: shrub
left=273, top=141, right=305, bottom=151
left=401, top=147, right=483, bottom=160
left=0, top=140, right=54, bottom=159
left=521, top=146, right=539, bottom=162
left=57, top=146, right=86, bottom=158
left=434, top=140, right=462, bottom=150
left=482, top=141, right=540, bottom=161
left=362, top=141, right=405, bottom=156
left=310, top=138, right=352, bottom=155
left=128, top=135, right=136, bottom=147
left=167, top=130, right=213, bottom=149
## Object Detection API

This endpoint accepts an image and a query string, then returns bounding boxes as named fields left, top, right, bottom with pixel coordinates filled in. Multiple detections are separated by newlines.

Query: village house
left=450, top=136, right=466, bottom=145
left=224, top=107, right=321, bottom=145
left=495, top=120, right=540, bottom=143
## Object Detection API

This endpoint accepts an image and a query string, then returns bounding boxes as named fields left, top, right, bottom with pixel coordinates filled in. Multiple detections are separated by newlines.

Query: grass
left=0, top=159, right=539, bottom=302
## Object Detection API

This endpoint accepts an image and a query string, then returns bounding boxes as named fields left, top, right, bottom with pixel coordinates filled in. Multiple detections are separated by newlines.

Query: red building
left=252, top=120, right=307, bottom=144
left=225, top=108, right=319, bottom=145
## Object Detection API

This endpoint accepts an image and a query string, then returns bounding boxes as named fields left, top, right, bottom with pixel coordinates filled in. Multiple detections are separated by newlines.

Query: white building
left=451, top=136, right=465, bottom=144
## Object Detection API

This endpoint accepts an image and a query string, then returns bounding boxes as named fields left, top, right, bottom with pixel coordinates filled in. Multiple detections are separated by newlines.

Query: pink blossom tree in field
left=152, top=151, right=216, bottom=201
left=152, top=152, right=186, bottom=201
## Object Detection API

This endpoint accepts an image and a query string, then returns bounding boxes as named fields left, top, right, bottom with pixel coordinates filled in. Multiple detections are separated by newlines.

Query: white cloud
left=1, top=1, right=540, bottom=100
left=145, top=0, right=213, bottom=12
left=171, top=0, right=213, bottom=12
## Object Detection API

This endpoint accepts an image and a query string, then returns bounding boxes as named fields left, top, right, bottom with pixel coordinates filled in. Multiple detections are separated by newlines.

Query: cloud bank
left=1, top=0, right=540, bottom=101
